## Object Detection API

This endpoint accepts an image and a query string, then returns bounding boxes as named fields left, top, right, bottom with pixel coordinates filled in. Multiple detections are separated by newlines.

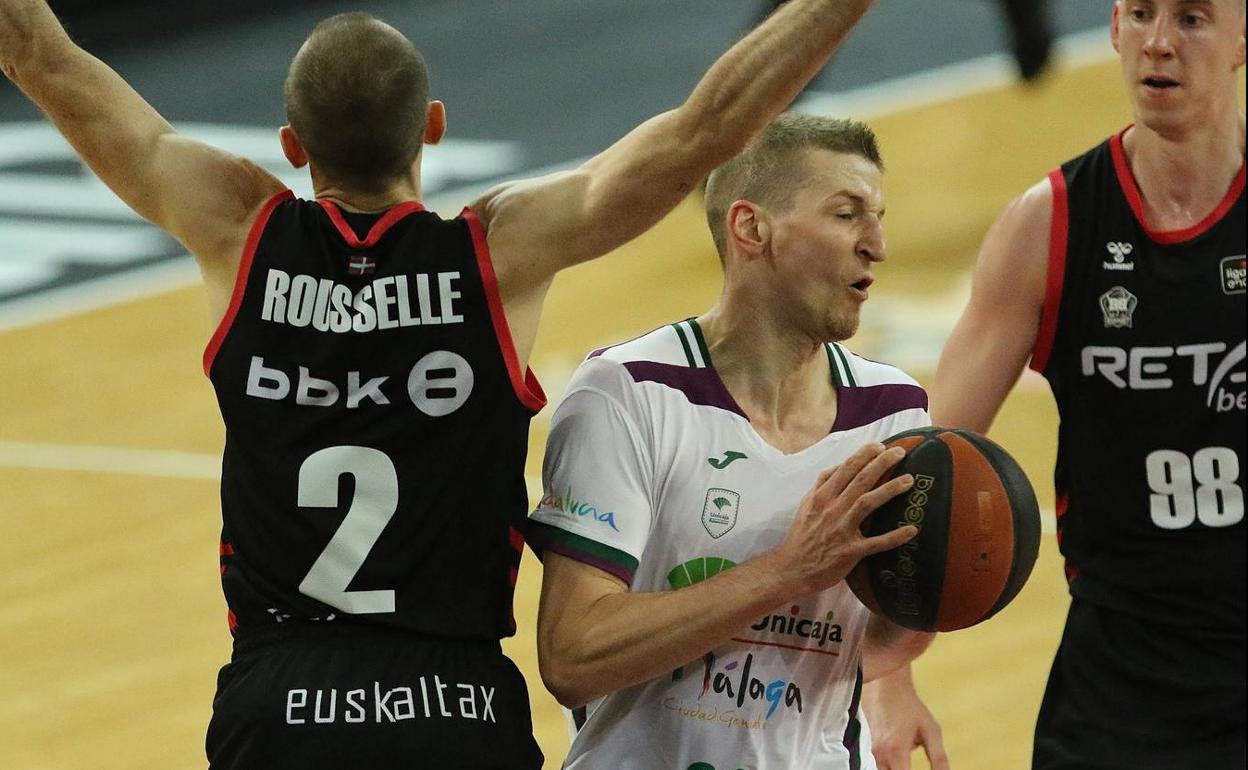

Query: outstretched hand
left=864, top=665, right=950, bottom=770
left=773, top=442, right=917, bottom=596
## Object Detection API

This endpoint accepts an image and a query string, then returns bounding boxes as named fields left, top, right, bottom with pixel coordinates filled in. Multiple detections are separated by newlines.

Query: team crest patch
left=1099, top=286, right=1138, bottom=328
left=702, top=488, right=740, bottom=539
left=1221, top=255, right=1246, bottom=295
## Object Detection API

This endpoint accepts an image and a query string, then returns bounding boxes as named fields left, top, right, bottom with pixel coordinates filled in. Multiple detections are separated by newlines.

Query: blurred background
left=2, top=1, right=1237, bottom=768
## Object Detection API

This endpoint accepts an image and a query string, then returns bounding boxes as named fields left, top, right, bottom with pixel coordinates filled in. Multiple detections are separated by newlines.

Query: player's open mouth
left=1142, top=75, right=1180, bottom=91
left=850, top=276, right=873, bottom=299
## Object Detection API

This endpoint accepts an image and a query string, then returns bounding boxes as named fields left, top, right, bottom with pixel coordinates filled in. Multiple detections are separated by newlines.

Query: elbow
left=539, top=655, right=594, bottom=710
left=669, top=104, right=750, bottom=171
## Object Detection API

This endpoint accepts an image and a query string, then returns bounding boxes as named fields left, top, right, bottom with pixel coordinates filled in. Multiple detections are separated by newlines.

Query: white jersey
left=529, top=320, right=930, bottom=770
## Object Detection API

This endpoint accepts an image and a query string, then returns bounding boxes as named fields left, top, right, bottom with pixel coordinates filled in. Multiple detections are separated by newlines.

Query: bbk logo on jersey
left=1099, top=286, right=1138, bottom=328
left=1103, top=241, right=1136, bottom=272
left=1081, top=340, right=1246, bottom=412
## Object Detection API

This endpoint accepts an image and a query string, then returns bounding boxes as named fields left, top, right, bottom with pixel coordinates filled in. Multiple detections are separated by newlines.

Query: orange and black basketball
left=847, top=427, right=1041, bottom=633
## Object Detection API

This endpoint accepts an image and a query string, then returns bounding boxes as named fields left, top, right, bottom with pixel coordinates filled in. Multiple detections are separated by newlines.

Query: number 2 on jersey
left=297, top=446, right=398, bottom=613
left=1146, top=447, right=1243, bottom=529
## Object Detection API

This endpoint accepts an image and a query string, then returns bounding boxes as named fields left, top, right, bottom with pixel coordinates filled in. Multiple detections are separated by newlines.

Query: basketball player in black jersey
left=1, top=0, right=884, bottom=766
left=934, top=1, right=1245, bottom=767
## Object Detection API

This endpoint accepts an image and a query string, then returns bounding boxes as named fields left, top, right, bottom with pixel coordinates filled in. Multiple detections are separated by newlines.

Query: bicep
left=931, top=181, right=1054, bottom=432
left=19, top=41, right=283, bottom=262
left=480, top=109, right=713, bottom=290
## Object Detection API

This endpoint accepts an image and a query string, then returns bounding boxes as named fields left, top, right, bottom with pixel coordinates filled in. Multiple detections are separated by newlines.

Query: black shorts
left=206, top=625, right=544, bottom=770
left=1033, top=598, right=1246, bottom=770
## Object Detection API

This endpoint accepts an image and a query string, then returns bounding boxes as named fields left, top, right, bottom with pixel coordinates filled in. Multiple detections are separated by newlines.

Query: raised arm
left=1, top=1, right=285, bottom=312
left=474, top=0, right=874, bottom=363
left=930, top=177, right=1054, bottom=431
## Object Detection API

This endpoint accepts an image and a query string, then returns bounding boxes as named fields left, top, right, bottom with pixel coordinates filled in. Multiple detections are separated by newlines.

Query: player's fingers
left=922, top=725, right=950, bottom=770
left=871, top=743, right=909, bottom=770
left=859, top=522, right=919, bottom=557
left=840, top=445, right=906, bottom=504
left=815, top=443, right=884, bottom=502
left=849, top=474, right=914, bottom=527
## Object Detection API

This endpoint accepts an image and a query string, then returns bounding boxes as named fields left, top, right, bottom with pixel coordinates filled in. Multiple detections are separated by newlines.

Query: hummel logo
left=708, top=451, right=748, bottom=469
left=1103, top=241, right=1136, bottom=272
left=1106, top=241, right=1133, bottom=262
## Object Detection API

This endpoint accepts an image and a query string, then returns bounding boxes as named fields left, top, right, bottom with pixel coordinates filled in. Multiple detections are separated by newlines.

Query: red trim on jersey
left=227, top=609, right=239, bottom=635
left=1111, top=128, right=1246, bottom=246
left=203, top=189, right=295, bottom=377
left=317, top=199, right=425, bottom=249
left=462, top=206, right=548, bottom=413
left=508, top=525, right=525, bottom=554
left=1030, top=170, right=1069, bottom=374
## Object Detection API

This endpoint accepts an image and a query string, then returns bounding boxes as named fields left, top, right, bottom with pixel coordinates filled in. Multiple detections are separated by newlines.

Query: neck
left=312, top=169, right=423, bottom=213
left=1124, top=108, right=1245, bottom=229
left=698, top=289, right=837, bottom=448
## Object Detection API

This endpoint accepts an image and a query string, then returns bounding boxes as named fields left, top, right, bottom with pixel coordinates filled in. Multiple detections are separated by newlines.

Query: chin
left=1134, top=103, right=1194, bottom=137
left=824, top=316, right=859, bottom=343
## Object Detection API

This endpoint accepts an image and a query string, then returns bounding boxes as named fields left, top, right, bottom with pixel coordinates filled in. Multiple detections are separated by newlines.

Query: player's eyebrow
left=824, top=191, right=885, bottom=216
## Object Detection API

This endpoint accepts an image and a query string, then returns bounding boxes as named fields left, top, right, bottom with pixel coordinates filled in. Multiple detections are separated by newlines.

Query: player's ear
left=727, top=200, right=768, bottom=261
left=279, top=126, right=309, bottom=169
left=1110, top=1, right=1121, bottom=53
left=1236, top=14, right=1245, bottom=69
left=424, top=100, right=446, bottom=146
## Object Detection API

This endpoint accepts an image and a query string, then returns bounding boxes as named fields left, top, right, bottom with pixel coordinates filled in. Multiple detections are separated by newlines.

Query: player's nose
left=1142, top=14, right=1177, bottom=59
left=857, top=217, right=886, bottom=263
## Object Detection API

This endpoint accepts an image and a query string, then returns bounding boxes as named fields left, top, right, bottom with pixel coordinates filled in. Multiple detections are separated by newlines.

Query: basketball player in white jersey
left=530, top=115, right=948, bottom=770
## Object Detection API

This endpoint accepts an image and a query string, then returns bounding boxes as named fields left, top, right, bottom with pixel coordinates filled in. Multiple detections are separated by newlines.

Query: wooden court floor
left=2, top=53, right=1232, bottom=769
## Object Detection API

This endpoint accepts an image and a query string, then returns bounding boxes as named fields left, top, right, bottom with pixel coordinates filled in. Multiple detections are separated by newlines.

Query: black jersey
left=204, top=191, right=546, bottom=641
left=1031, top=129, right=1245, bottom=632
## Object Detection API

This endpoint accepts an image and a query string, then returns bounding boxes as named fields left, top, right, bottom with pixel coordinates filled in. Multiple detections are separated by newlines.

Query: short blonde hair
left=704, top=114, right=882, bottom=258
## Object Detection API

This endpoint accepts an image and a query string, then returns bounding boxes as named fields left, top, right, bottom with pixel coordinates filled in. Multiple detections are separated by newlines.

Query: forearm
left=861, top=614, right=934, bottom=682
left=3, top=1, right=177, bottom=226
left=0, top=0, right=68, bottom=80
left=540, top=550, right=802, bottom=708
left=679, top=0, right=873, bottom=156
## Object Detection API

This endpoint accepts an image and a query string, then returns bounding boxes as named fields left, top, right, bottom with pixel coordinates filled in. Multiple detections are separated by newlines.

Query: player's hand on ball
left=775, top=442, right=918, bottom=595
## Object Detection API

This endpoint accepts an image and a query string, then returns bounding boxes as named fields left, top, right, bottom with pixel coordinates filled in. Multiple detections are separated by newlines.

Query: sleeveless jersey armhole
left=1030, top=169, right=1069, bottom=374
left=461, top=206, right=548, bottom=413
left=202, top=189, right=294, bottom=377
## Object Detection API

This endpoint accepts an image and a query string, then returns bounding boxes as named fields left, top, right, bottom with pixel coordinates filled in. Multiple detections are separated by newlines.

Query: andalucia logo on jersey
left=702, top=488, right=740, bottom=539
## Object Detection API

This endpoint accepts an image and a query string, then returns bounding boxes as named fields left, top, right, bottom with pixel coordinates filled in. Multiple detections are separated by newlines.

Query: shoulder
left=831, top=345, right=930, bottom=431
left=999, top=176, right=1056, bottom=238
left=831, top=343, right=922, bottom=390
left=561, top=320, right=752, bottom=426
left=971, top=174, right=1057, bottom=307
left=564, top=323, right=692, bottom=402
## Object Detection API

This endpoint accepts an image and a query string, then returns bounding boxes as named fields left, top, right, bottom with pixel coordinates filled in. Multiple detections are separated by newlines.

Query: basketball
left=847, top=427, right=1041, bottom=633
